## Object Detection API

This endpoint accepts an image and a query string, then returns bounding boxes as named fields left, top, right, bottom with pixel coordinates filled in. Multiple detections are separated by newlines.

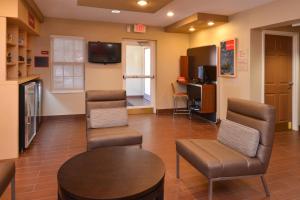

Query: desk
left=187, top=83, right=216, bottom=114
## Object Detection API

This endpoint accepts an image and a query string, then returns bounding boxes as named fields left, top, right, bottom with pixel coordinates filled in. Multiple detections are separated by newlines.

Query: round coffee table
left=57, top=147, right=165, bottom=200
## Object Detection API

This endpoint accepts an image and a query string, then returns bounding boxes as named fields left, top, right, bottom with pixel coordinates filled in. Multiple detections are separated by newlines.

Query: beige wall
left=190, top=0, right=300, bottom=120
left=32, top=0, right=300, bottom=118
left=0, top=81, right=19, bottom=159
left=32, top=18, right=189, bottom=116
left=0, top=0, right=18, bottom=18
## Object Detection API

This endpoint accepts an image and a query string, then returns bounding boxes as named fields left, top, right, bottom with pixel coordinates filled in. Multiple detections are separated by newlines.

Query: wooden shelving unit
left=6, top=22, right=36, bottom=82
left=6, top=24, right=18, bottom=80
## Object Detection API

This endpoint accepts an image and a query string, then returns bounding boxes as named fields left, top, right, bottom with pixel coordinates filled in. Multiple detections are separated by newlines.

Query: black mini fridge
left=19, top=80, right=42, bottom=152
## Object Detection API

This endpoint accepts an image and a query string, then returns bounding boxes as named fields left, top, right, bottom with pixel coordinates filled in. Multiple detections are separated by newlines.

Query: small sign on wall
left=41, top=51, right=49, bottom=55
left=134, top=24, right=147, bottom=33
left=237, top=49, right=249, bottom=71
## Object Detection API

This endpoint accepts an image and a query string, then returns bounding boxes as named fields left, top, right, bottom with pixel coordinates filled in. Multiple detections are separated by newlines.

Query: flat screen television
left=88, top=42, right=121, bottom=64
left=198, top=65, right=217, bottom=83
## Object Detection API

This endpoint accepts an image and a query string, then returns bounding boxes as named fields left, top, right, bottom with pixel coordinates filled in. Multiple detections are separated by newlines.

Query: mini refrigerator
left=19, top=80, right=42, bottom=152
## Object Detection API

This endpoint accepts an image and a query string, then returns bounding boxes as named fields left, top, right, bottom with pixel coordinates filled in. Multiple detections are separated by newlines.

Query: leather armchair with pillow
left=86, top=90, right=143, bottom=150
left=176, top=98, right=276, bottom=200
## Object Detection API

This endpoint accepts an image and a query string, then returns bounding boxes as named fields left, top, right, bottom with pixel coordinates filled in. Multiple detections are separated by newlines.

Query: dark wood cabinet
left=180, top=56, right=189, bottom=80
left=187, top=83, right=216, bottom=114
left=201, top=84, right=216, bottom=113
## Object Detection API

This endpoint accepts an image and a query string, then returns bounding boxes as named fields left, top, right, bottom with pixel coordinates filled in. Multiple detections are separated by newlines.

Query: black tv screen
left=88, top=42, right=121, bottom=64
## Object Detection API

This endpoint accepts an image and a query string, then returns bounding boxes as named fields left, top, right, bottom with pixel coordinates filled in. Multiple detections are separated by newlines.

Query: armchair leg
left=176, top=154, right=180, bottom=179
left=260, top=175, right=270, bottom=197
left=208, top=179, right=213, bottom=200
left=11, top=175, right=15, bottom=200
left=139, top=144, right=142, bottom=149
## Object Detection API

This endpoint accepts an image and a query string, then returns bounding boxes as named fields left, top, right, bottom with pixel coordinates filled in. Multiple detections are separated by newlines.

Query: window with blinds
left=51, top=36, right=85, bottom=92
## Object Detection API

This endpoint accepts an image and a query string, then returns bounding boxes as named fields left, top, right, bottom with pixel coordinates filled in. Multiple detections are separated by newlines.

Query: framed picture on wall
left=219, top=39, right=237, bottom=77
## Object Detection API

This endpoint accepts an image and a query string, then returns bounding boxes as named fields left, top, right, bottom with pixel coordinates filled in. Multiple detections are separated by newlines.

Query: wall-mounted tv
left=88, top=42, right=121, bottom=64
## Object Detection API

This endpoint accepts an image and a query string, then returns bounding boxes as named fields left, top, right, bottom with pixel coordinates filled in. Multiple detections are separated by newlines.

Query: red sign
left=41, top=51, right=49, bottom=55
left=28, top=12, right=35, bottom=29
left=134, top=24, right=146, bottom=33
left=226, top=40, right=235, bottom=51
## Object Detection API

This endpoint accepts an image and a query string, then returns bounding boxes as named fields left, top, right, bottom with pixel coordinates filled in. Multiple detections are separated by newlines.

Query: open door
left=122, top=39, right=156, bottom=114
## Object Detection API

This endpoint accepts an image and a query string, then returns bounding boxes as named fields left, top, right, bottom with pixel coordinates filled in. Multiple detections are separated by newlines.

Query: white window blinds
left=51, top=36, right=85, bottom=92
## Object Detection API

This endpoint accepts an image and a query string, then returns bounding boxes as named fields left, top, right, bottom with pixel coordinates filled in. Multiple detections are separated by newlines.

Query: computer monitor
left=197, top=65, right=216, bottom=83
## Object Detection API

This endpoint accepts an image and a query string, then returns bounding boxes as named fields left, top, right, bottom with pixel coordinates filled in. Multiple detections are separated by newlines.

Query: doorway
left=122, top=39, right=156, bottom=113
left=262, top=31, right=299, bottom=131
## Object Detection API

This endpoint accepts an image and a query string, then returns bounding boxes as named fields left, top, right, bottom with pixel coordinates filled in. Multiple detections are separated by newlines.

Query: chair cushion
left=218, top=120, right=260, bottom=157
left=86, top=100, right=127, bottom=117
left=176, top=139, right=264, bottom=178
left=0, top=160, right=15, bottom=196
left=90, top=108, right=128, bottom=128
left=87, top=126, right=142, bottom=150
left=86, top=90, right=126, bottom=101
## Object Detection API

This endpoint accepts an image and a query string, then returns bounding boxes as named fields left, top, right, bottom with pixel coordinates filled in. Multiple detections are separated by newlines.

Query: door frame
left=143, top=47, right=151, bottom=101
left=261, top=30, right=299, bottom=131
left=121, top=39, right=157, bottom=112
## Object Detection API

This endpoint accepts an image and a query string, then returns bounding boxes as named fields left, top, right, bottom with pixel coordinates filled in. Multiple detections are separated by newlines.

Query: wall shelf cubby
left=6, top=22, right=36, bottom=81
left=7, top=63, right=17, bottom=66
left=7, top=41, right=17, bottom=47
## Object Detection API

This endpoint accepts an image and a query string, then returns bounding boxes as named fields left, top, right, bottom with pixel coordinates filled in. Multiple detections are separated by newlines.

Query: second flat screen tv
left=88, top=42, right=121, bottom=64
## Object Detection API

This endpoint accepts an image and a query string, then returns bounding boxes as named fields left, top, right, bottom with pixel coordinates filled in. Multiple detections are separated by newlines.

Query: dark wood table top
left=57, top=147, right=165, bottom=200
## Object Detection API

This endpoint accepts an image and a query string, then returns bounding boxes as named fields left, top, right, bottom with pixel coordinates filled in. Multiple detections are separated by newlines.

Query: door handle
left=288, top=82, right=294, bottom=89
left=123, top=75, right=155, bottom=79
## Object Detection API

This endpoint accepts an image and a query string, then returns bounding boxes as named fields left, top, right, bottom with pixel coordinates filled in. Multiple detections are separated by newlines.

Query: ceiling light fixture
left=111, top=10, right=121, bottom=14
left=167, top=11, right=174, bottom=17
left=189, top=27, right=196, bottom=32
left=207, top=21, right=215, bottom=26
left=137, top=0, right=148, bottom=7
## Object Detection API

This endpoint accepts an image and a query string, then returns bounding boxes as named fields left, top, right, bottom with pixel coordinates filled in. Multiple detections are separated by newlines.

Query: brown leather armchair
left=85, top=90, right=143, bottom=150
left=176, top=98, right=276, bottom=200
left=0, top=160, right=15, bottom=200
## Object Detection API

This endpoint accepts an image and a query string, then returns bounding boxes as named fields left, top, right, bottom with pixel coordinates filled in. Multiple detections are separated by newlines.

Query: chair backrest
left=226, top=98, right=276, bottom=172
left=171, top=83, right=176, bottom=95
left=85, top=90, right=126, bottom=117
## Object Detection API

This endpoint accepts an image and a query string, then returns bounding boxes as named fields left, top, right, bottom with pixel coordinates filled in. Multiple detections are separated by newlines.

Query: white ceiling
left=34, top=0, right=276, bottom=27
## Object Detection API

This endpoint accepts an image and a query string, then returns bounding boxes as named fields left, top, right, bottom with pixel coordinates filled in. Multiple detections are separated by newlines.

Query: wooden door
left=265, top=34, right=293, bottom=131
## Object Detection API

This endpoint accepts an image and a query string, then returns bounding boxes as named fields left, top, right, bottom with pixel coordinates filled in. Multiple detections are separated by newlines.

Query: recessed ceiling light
left=208, top=21, right=215, bottom=26
left=111, top=10, right=121, bottom=14
left=189, top=27, right=196, bottom=32
left=137, top=0, right=148, bottom=6
left=167, top=11, right=174, bottom=17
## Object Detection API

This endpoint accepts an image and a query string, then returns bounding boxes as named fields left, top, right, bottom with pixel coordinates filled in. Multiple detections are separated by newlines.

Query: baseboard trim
left=128, top=108, right=153, bottom=115
left=42, top=114, right=85, bottom=121
left=156, top=109, right=173, bottom=115
left=127, top=95, right=144, bottom=98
